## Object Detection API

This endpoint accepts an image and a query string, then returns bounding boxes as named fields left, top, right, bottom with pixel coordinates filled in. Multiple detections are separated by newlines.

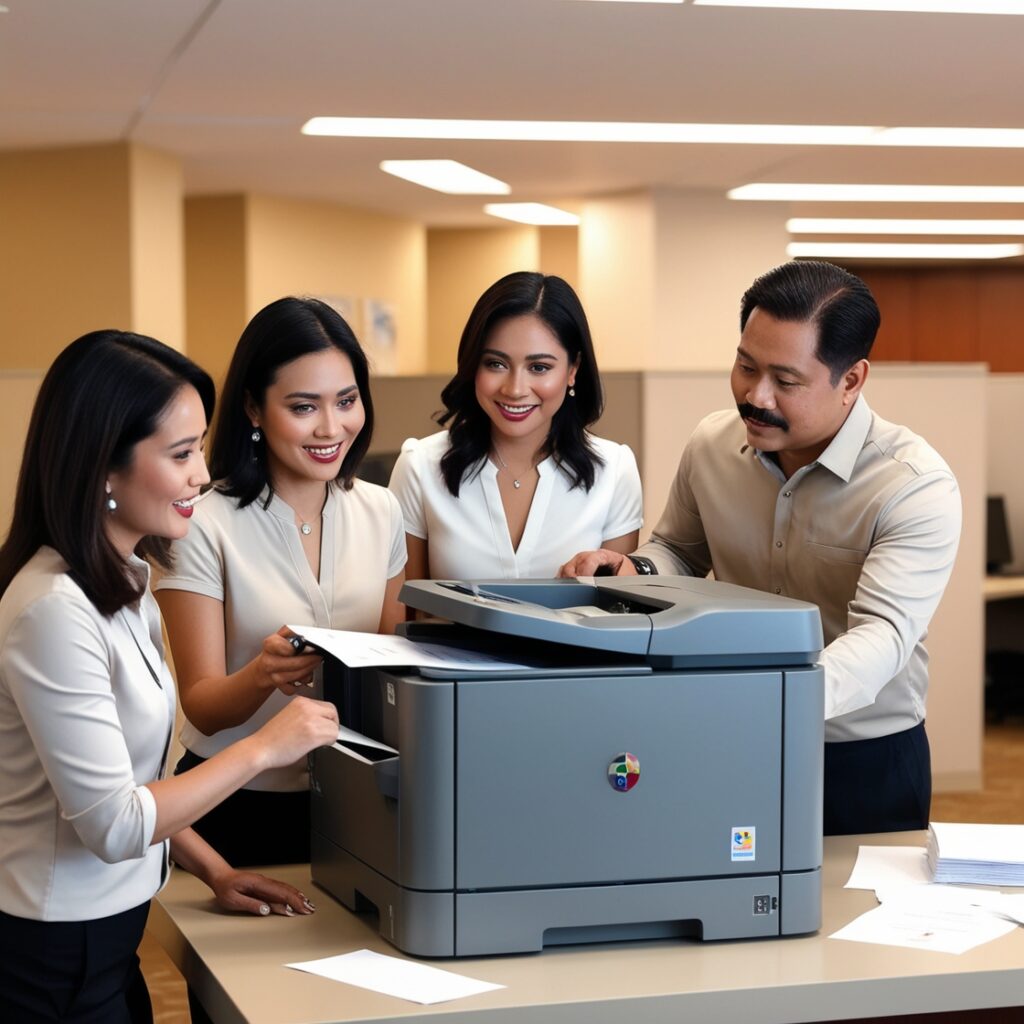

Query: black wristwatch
left=627, top=555, right=657, bottom=576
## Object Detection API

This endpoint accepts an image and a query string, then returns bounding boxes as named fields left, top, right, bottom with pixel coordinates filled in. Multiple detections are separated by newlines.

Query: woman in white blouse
left=389, top=272, right=642, bottom=581
left=0, top=331, right=338, bottom=1023
left=156, top=297, right=406, bottom=869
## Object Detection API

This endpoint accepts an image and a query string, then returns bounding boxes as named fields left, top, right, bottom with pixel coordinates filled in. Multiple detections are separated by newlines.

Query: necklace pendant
left=513, top=479, right=521, bottom=489
left=300, top=522, right=312, bottom=535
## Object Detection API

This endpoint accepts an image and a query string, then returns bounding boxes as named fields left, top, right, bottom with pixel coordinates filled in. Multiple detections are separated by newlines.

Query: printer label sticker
left=731, top=827, right=756, bottom=861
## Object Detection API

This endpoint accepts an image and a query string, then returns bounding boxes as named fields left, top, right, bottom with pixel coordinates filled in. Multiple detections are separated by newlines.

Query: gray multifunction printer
left=307, top=575, right=825, bottom=957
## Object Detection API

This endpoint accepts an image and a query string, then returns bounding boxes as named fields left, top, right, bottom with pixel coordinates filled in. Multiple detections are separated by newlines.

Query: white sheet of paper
left=830, top=902, right=1017, bottom=955
left=336, top=724, right=397, bottom=755
left=285, top=949, right=504, bottom=1005
left=876, top=882, right=1024, bottom=926
left=844, top=846, right=932, bottom=891
left=288, top=625, right=532, bottom=672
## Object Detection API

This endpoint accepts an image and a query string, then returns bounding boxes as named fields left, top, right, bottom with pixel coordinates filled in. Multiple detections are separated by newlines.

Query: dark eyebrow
left=166, top=430, right=206, bottom=451
left=735, top=347, right=806, bottom=381
left=284, top=386, right=358, bottom=400
left=481, top=347, right=560, bottom=362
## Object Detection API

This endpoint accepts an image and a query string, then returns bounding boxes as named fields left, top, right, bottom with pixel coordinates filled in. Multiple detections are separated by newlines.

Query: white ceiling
left=3, top=0, right=1024, bottom=236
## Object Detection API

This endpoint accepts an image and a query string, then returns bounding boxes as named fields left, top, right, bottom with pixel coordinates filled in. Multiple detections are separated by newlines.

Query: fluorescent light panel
left=379, top=160, right=509, bottom=195
left=310, top=118, right=881, bottom=145
left=694, top=1, right=1024, bottom=14
left=732, top=183, right=1024, bottom=202
left=308, top=119, right=1024, bottom=149
left=484, top=203, right=581, bottom=226
left=788, top=217, right=1024, bottom=235
left=788, top=242, right=1024, bottom=259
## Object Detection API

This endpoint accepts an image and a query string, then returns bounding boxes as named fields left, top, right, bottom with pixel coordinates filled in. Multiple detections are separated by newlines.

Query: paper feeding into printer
left=304, top=575, right=826, bottom=957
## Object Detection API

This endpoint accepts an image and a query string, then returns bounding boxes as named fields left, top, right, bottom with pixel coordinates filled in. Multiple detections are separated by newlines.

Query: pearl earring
left=251, top=428, right=262, bottom=443
left=105, top=481, right=117, bottom=513
left=568, top=386, right=576, bottom=398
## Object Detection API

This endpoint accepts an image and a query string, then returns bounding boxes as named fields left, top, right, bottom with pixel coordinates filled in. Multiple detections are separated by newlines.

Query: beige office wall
left=641, top=365, right=986, bottom=792
left=538, top=226, right=579, bottom=291
left=578, top=192, right=656, bottom=372
left=0, top=373, right=43, bottom=532
left=651, top=189, right=789, bottom=370
left=184, top=196, right=249, bottom=386
left=0, top=144, right=132, bottom=368
left=128, top=145, right=185, bottom=350
left=244, top=195, right=427, bottom=377
left=426, top=226, right=540, bottom=373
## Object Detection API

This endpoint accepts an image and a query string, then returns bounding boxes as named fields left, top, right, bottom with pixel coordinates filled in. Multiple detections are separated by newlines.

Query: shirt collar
left=815, top=394, right=871, bottom=483
left=739, top=394, right=871, bottom=484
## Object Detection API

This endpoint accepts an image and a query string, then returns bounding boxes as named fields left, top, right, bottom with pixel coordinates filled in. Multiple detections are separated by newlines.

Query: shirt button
left=783, top=490, right=792, bottom=498
left=775, top=540, right=783, bottom=548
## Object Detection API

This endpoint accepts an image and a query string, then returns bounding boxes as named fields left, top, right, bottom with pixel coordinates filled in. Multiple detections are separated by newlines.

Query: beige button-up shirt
left=637, top=397, right=962, bottom=743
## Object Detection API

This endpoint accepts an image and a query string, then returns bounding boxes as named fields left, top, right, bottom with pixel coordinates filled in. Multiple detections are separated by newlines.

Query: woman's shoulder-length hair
left=0, top=330, right=215, bottom=615
left=210, top=296, right=374, bottom=508
left=437, top=271, right=604, bottom=497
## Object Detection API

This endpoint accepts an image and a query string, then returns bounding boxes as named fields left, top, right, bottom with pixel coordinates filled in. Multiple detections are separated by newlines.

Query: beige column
left=579, top=188, right=789, bottom=371
left=0, top=141, right=185, bottom=367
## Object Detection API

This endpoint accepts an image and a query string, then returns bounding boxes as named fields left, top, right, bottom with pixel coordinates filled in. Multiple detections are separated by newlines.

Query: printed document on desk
left=288, top=624, right=533, bottom=673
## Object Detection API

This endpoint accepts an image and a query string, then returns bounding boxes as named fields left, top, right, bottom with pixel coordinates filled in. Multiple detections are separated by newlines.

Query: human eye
left=777, top=378, right=799, bottom=389
left=173, top=448, right=193, bottom=462
left=289, top=402, right=316, bottom=414
left=338, top=393, right=359, bottom=409
left=736, top=360, right=755, bottom=375
left=481, top=358, right=506, bottom=371
left=530, top=362, right=554, bottom=374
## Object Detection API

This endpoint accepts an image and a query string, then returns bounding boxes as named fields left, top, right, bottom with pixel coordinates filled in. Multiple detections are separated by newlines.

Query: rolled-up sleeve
left=4, top=596, right=156, bottom=862
left=822, top=470, right=962, bottom=721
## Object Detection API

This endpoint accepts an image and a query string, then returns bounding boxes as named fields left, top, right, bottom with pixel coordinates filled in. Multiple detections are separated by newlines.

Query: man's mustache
left=737, top=402, right=790, bottom=432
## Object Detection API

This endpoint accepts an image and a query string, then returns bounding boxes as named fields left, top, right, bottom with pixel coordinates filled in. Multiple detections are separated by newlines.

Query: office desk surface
left=149, top=832, right=1024, bottom=1024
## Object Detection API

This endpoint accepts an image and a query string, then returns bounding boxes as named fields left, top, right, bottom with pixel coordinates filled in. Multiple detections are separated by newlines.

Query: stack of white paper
left=928, top=822, right=1024, bottom=886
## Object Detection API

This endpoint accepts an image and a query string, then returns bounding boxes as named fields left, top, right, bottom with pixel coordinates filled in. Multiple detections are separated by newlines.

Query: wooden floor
left=141, top=722, right=1024, bottom=1023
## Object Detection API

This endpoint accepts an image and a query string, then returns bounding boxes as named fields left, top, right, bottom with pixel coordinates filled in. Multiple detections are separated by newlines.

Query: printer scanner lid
left=400, top=576, right=822, bottom=668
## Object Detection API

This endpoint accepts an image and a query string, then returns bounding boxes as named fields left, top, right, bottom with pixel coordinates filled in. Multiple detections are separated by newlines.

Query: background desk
left=984, top=574, right=1024, bottom=602
left=150, top=832, right=1024, bottom=1024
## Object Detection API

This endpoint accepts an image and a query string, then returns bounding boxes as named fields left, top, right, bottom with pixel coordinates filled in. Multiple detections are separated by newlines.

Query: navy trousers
left=0, top=902, right=152, bottom=1024
left=823, top=721, right=932, bottom=836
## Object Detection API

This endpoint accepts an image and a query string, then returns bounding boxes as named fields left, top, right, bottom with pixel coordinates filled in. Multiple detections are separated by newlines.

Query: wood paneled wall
left=850, top=266, right=1024, bottom=371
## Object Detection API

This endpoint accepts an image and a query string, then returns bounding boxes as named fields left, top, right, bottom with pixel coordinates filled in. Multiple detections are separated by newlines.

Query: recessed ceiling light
left=694, top=1, right=1024, bottom=14
left=484, top=204, right=581, bottom=226
left=306, top=118, right=880, bottom=145
left=787, top=218, right=1024, bottom=235
left=379, top=160, right=510, bottom=195
left=731, top=183, right=1024, bottom=202
left=787, top=242, right=1024, bottom=259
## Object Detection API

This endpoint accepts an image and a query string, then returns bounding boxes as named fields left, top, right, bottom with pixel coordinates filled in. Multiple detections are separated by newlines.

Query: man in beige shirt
left=562, top=261, right=961, bottom=835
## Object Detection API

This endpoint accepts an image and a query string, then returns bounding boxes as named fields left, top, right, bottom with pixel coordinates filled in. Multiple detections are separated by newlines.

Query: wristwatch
left=627, top=555, right=657, bottom=576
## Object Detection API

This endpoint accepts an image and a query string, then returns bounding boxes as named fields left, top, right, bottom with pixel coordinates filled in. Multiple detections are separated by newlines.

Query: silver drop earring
left=251, top=428, right=262, bottom=443
left=568, top=386, right=576, bottom=398
left=105, top=481, right=117, bottom=513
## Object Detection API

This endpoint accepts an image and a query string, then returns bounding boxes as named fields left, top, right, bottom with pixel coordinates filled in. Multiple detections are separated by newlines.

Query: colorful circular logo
left=608, top=752, right=640, bottom=792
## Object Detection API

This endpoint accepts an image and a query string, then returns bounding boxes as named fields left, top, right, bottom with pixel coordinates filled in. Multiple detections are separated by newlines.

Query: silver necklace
left=492, top=444, right=530, bottom=489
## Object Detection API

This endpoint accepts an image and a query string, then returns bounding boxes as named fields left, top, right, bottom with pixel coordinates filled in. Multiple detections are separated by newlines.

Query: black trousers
left=0, top=902, right=152, bottom=1024
left=823, top=721, right=931, bottom=836
left=174, top=748, right=310, bottom=866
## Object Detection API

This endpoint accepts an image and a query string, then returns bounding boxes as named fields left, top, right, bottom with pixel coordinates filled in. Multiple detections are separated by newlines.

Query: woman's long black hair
left=0, top=331, right=215, bottom=615
left=437, top=272, right=604, bottom=496
left=210, top=297, right=374, bottom=507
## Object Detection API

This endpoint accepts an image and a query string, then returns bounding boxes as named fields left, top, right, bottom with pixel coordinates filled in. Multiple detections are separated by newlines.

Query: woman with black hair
left=156, top=297, right=405, bottom=868
left=389, top=272, right=642, bottom=581
left=0, top=330, right=338, bottom=1023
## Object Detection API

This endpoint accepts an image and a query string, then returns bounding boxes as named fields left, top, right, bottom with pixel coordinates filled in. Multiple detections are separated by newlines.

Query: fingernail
left=303, top=897, right=316, bottom=911
left=259, top=903, right=271, bottom=916
left=285, top=904, right=296, bottom=916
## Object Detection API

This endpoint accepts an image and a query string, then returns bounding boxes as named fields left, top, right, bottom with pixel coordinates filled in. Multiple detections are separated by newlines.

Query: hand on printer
left=558, top=549, right=638, bottom=579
